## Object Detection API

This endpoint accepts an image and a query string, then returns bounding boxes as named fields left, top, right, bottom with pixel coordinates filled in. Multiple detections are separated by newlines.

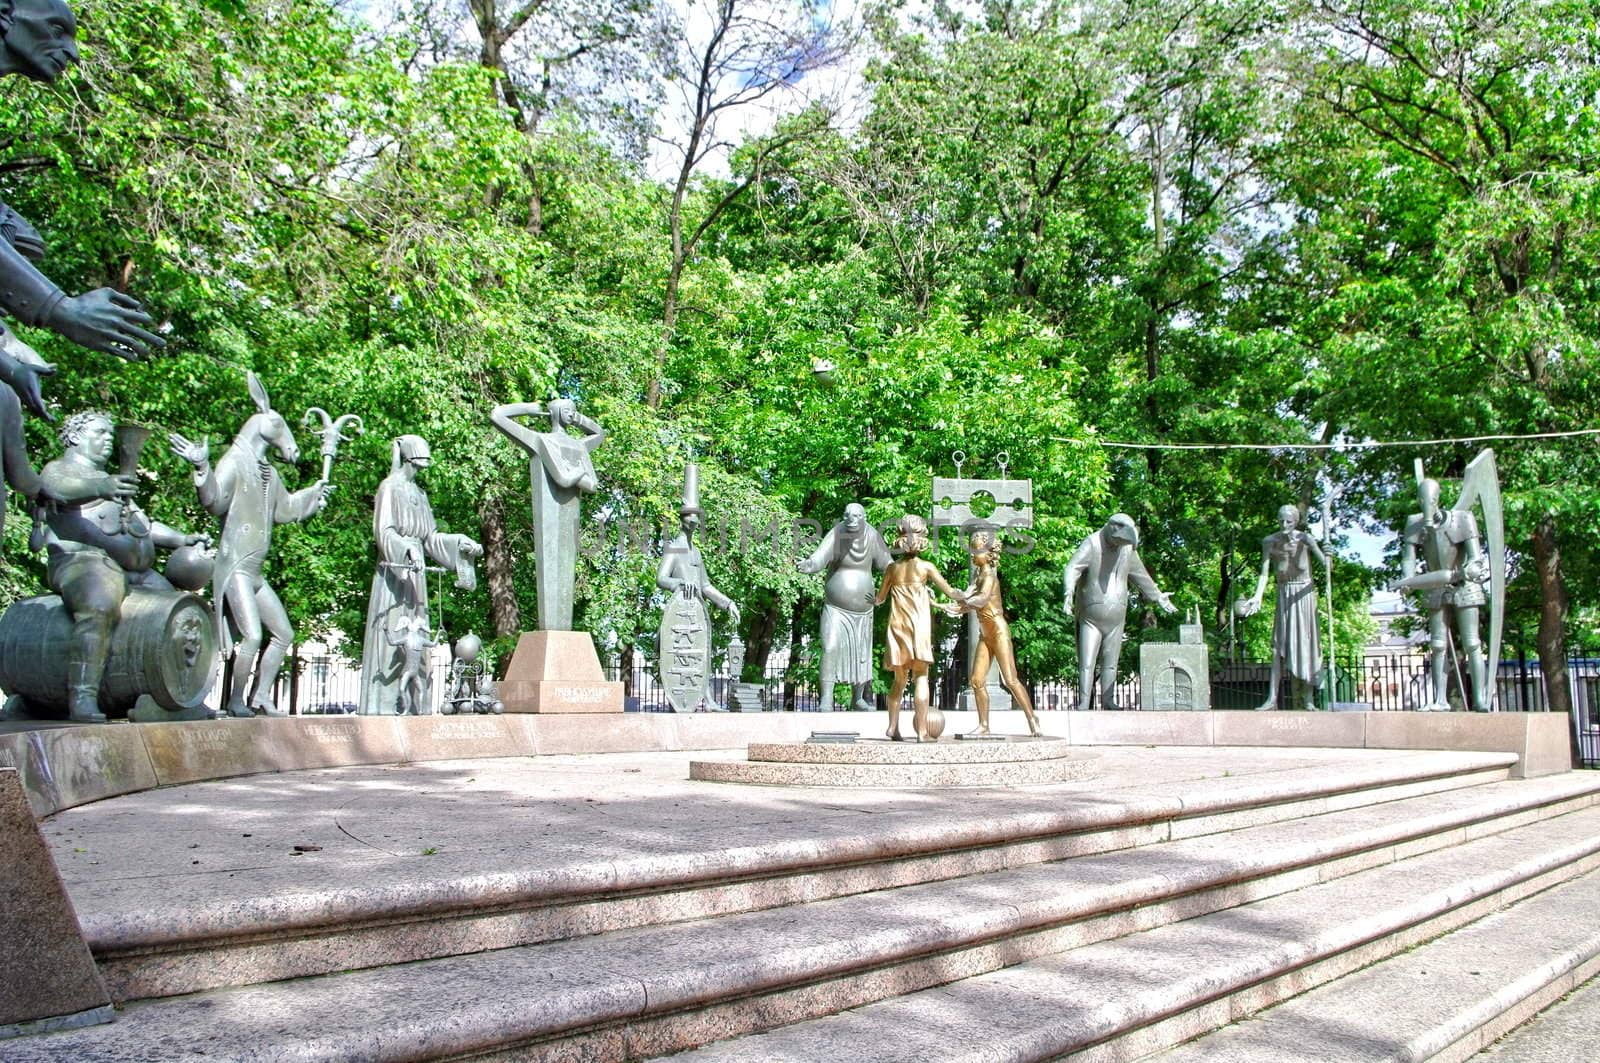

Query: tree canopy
left=1, top=0, right=1593, bottom=701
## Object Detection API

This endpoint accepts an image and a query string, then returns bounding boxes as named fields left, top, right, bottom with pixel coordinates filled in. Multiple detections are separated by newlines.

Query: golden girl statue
left=952, top=529, right=1041, bottom=736
left=875, top=514, right=963, bottom=741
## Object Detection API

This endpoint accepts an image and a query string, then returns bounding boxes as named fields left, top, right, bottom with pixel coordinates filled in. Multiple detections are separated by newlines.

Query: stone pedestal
left=0, top=769, right=113, bottom=1039
left=499, top=631, right=623, bottom=714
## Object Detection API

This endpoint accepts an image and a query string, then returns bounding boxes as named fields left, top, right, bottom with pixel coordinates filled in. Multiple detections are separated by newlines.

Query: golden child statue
left=875, top=514, right=964, bottom=741
left=952, top=529, right=1042, bottom=737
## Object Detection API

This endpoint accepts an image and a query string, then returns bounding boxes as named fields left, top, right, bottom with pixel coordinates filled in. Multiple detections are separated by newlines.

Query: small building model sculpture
left=1139, top=609, right=1211, bottom=712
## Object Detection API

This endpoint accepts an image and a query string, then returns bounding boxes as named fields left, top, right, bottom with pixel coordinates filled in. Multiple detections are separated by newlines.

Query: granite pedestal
left=498, top=630, right=623, bottom=714
left=0, top=769, right=112, bottom=1039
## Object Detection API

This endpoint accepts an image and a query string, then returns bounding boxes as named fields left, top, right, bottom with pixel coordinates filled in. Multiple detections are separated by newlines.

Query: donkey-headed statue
left=170, top=373, right=332, bottom=716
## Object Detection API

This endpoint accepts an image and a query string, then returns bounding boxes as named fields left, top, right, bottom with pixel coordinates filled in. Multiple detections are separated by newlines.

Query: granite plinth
left=0, top=770, right=112, bottom=1038
left=748, top=736, right=1065, bottom=765
left=499, top=630, right=623, bottom=714
left=698, top=735, right=1097, bottom=787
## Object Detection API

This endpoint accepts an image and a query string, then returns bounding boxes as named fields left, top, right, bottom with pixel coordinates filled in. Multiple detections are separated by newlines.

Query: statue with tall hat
left=1237, top=504, right=1331, bottom=710
left=170, top=373, right=333, bottom=717
left=359, top=435, right=482, bottom=715
left=656, top=463, right=740, bottom=712
left=1063, top=514, right=1177, bottom=710
left=797, top=502, right=891, bottom=712
left=490, top=398, right=605, bottom=630
left=1393, top=450, right=1504, bottom=712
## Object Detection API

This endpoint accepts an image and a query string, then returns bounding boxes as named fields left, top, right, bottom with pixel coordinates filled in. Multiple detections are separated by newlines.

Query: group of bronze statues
left=0, top=1, right=1507, bottom=727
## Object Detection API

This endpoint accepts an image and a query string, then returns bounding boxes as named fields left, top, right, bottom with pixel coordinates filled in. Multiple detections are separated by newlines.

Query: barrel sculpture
left=0, top=590, right=217, bottom=720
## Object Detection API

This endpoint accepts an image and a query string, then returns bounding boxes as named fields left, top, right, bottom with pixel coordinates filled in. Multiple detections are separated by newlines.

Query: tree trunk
left=743, top=593, right=780, bottom=682
left=620, top=641, right=635, bottom=700
left=479, top=498, right=521, bottom=638
left=1531, top=512, right=1572, bottom=719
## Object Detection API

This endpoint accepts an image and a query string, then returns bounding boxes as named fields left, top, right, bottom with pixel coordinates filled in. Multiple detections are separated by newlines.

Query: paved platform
left=13, top=744, right=1598, bottom=1061
left=43, top=745, right=1503, bottom=952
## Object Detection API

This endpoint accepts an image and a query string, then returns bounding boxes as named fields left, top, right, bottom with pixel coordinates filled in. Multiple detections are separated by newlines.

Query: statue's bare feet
left=225, top=700, right=254, bottom=719
left=1027, top=718, right=1041, bottom=737
left=966, top=726, right=990, bottom=737
left=1254, top=700, right=1274, bottom=712
left=887, top=729, right=903, bottom=741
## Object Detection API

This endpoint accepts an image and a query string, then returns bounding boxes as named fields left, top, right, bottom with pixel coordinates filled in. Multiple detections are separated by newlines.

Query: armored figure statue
left=1238, top=504, right=1330, bottom=711
left=32, top=412, right=207, bottom=720
left=490, top=399, right=605, bottom=631
left=1395, top=451, right=1504, bottom=712
left=443, top=632, right=503, bottom=715
left=170, top=374, right=330, bottom=717
left=0, top=0, right=164, bottom=400
left=656, top=463, right=740, bottom=712
left=797, top=502, right=891, bottom=712
left=359, top=436, right=482, bottom=715
left=1063, top=514, right=1176, bottom=710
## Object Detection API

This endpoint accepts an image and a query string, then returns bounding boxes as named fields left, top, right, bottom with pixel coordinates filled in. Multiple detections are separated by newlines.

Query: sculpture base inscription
left=499, top=630, right=623, bottom=714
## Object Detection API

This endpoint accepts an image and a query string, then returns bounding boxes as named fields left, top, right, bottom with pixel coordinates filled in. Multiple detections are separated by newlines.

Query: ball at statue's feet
left=924, top=707, right=945, bottom=739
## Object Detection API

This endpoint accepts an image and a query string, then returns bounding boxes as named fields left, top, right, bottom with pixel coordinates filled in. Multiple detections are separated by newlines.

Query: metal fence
left=266, top=644, right=1600, bottom=767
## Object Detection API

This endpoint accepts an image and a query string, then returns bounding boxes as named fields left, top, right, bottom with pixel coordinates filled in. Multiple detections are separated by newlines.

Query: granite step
left=12, top=776, right=1600, bottom=1062
left=1141, top=864, right=1600, bottom=1063
left=85, top=749, right=1523, bottom=1001
left=657, top=804, right=1600, bottom=1063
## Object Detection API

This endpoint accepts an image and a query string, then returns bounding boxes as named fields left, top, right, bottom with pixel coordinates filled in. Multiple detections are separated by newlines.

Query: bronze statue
left=656, top=463, right=739, bottom=712
left=875, top=514, right=963, bottom=741
left=33, top=412, right=207, bottom=721
left=490, top=399, right=605, bottom=631
left=0, top=0, right=164, bottom=387
left=797, top=502, right=891, bottom=712
left=443, top=632, right=502, bottom=715
left=1237, top=504, right=1330, bottom=711
left=952, top=529, right=1040, bottom=736
left=1063, top=514, right=1176, bottom=710
left=170, top=374, right=331, bottom=717
left=386, top=616, right=438, bottom=716
left=1394, top=450, right=1504, bottom=712
left=359, top=436, right=481, bottom=715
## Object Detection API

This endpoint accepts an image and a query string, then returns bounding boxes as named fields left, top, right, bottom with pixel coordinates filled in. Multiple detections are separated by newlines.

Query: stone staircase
left=10, top=750, right=1600, bottom=1062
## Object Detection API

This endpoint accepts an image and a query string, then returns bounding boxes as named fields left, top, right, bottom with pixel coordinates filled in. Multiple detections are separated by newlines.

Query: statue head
left=1101, top=513, right=1139, bottom=548
left=1277, top=504, right=1301, bottom=533
left=547, top=398, right=576, bottom=430
left=454, top=632, right=483, bottom=664
left=1418, top=477, right=1442, bottom=521
left=968, top=527, right=999, bottom=567
left=243, top=372, right=300, bottom=463
left=391, top=434, right=432, bottom=474
left=841, top=503, right=866, bottom=534
left=893, top=514, right=929, bottom=556
left=0, top=0, right=78, bottom=85
left=60, top=409, right=112, bottom=465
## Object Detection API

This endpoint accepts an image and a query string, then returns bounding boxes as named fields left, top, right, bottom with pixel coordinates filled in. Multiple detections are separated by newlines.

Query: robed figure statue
left=358, top=436, right=481, bottom=715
